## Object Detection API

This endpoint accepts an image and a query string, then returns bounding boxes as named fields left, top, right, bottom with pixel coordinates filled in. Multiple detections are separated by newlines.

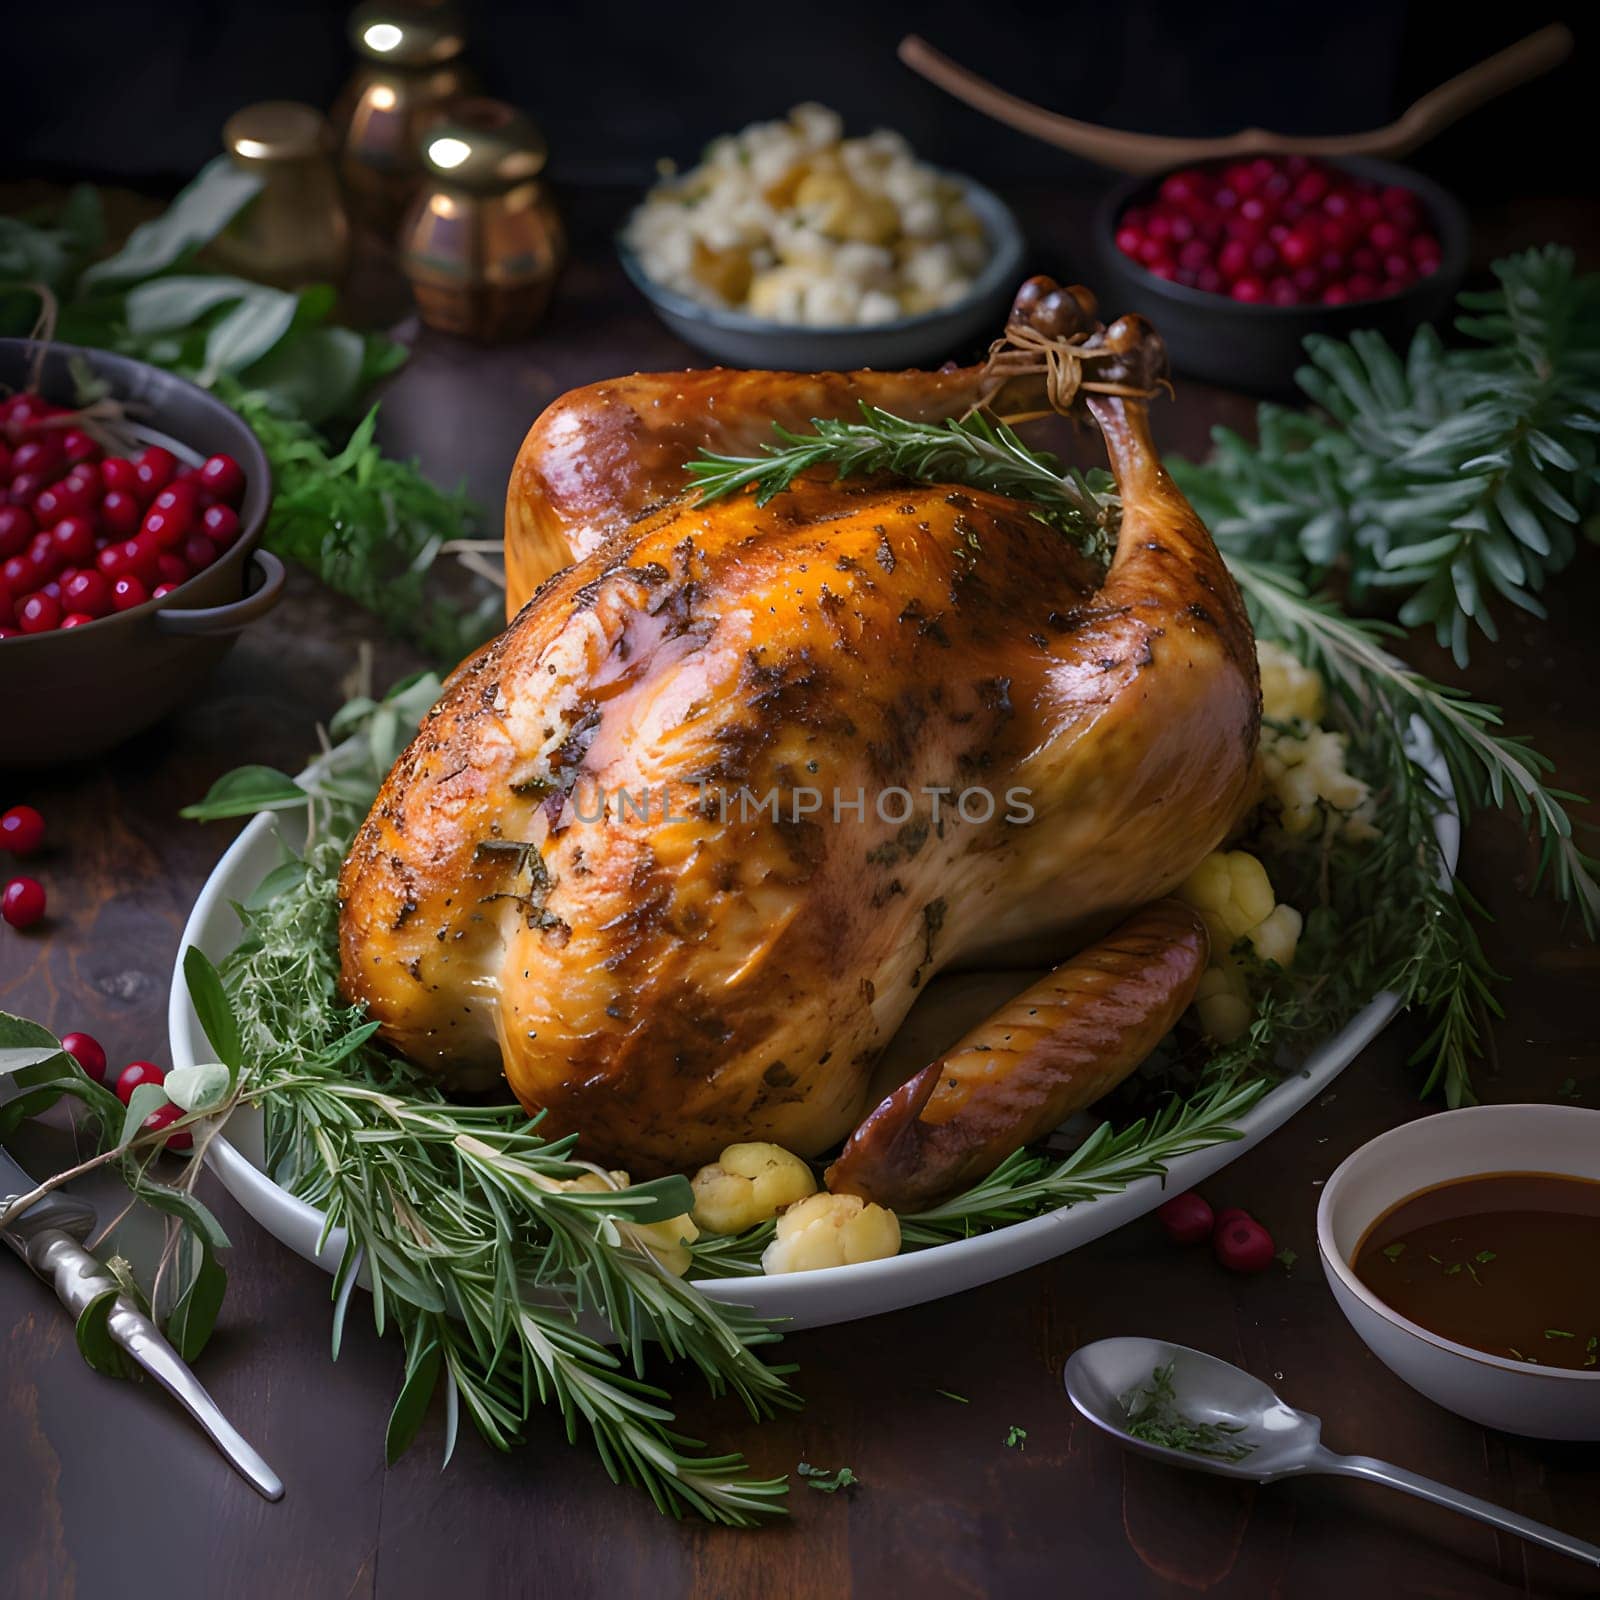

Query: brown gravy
left=1352, top=1171, right=1600, bottom=1372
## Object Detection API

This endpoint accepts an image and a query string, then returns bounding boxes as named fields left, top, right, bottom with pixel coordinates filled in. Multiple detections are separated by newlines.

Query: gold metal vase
left=398, top=98, right=566, bottom=342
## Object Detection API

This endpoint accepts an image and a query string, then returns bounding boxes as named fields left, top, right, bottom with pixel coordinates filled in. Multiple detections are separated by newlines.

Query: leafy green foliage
left=1170, top=248, right=1600, bottom=665
left=797, top=1462, right=859, bottom=1492
left=0, top=177, right=496, bottom=664
left=186, top=680, right=793, bottom=1526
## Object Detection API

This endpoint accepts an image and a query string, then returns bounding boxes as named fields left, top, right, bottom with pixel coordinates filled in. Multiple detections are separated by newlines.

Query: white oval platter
left=170, top=725, right=1456, bottom=1333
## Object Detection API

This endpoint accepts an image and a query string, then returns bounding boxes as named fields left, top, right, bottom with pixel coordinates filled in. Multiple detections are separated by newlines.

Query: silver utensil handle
left=28, top=1230, right=284, bottom=1503
left=1316, top=1448, right=1600, bottom=1569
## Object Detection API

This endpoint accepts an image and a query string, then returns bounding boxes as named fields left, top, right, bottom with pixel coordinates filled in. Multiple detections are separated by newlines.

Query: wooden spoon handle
left=898, top=25, right=1573, bottom=174
left=1369, top=23, right=1574, bottom=160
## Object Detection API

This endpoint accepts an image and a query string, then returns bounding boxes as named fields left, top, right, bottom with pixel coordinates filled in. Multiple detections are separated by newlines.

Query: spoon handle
left=1314, top=1448, right=1600, bottom=1569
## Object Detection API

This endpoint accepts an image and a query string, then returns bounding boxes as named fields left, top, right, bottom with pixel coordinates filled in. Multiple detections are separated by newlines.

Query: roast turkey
left=337, top=279, right=1260, bottom=1206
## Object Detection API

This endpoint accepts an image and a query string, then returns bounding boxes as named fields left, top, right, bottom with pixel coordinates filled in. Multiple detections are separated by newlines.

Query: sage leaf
left=200, top=287, right=300, bottom=384
left=166, top=1252, right=227, bottom=1362
left=179, top=764, right=307, bottom=820
left=164, top=1060, right=230, bottom=1114
left=125, top=274, right=250, bottom=335
left=79, top=156, right=261, bottom=293
left=118, top=1082, right=169, bottom=1148
left=183, top=946, right=242, bottom=1073
left=76, top=1288, right=133, bottom=1379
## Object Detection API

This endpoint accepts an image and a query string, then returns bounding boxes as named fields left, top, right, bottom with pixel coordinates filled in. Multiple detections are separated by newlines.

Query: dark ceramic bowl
left=1, top=341, right=282, bottom=768
left=1091, top=156, right=1469, bottom=396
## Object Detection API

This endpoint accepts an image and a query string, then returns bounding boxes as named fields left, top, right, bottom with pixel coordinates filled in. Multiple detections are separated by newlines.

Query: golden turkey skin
left=338, top=285, right=1260, bottom=1178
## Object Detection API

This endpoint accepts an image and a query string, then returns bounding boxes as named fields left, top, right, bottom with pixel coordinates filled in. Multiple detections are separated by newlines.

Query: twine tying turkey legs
left=967, top=319, right=1169, bottom=427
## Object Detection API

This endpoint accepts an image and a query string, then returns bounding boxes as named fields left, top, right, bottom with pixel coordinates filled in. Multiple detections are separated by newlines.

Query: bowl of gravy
left=1318, top=1105, right=1600, bottom=1440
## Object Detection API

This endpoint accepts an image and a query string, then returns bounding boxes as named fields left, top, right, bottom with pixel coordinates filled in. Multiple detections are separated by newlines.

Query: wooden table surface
left=2, top=186, right=1597, bottom=1600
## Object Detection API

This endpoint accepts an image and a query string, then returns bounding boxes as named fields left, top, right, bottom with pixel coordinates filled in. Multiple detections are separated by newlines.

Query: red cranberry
left=111, top=575, right=149, bottom=611
left=133, top=446, right=177, bottom=499
left=1346, top=273, right=1380, bottom=300
left=1159, top=169, right=1208, bottom=206
left=1146, top=213, right=1173, bottom=242
left=0, top=583, right=12, bottom=628
left=197, top=454, right=245, bottom=506
left=96, top=543, right=131, bottom=579
left=99, top=489, right=141, bottom=539
left=11, top=438, right=64, bottom=480
left=1, top=554, right=35, bottom=592
left=2, top=876, right=46, bottom=929
left=62, top=569, right=111, bottom=617
left=39, top=579, right=62, bottom=603
left=9, top=472, right=52, bottom=507
left=115, top=1060, right=165, bottom=1105
left=1156, top=1191, right=1215, bottom=1244
left=1136, top=235, right=1168, bottom=268
left=60, top=612, right=96, bottom=629
left=0, top=805, right=44, bottom=856
left=114, top=537, right=158, bottom=582
left=3, top=396, right=66, bottom=439
left=1278, top=229, right=1317, bottom=270
left=1195, top=267, right=1223, bottom=293
left=140, top=506, right=190, bottom=550
left=1115, top=225, right=1143, bottom=257
left=60, top=1031, right=107, bottom=1081
left=1229, top=275, right=1266, bottom=304
left=1323, top=284, right=1351, bottom=305
left=49, top=516, right=96, bottom=564
left=18, top=592, right=61, bottom=633
left=1213, top=1207, right=1254, bottom=1231
left=59, top=428, right=101, bottom=466
left=1249, top=241, right=1279, bottom=274
left=33, top=479, right=93, bottom=523
left=100, top=456, right=140, bottom=495
left=1217, top=237, right=1251, bottom=279
left=151, top=583, right=179, bottom=600
left=142, top=1100, right=192, bottom=1152
left=1177, top=238, right=1213, bottom=271
left=156, top=551, right=189, bottom=587
left=0, top=505, right=33, bottom=559
left=183, top=532, right=219, bottom=572
left=1269, top=278, right=1300, bottom=306
left=1214, top=1214, right=1276, bottom=1274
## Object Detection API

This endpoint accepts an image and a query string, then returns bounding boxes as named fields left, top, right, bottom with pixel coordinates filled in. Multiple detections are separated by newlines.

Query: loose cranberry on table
left=1213, top=1212, right=1276, bottom=1274
left=114, top=1060, right=165, bottom=1105
left=0, top=805, right=45, bottom=856
left=1156, top=1191, right=1215, bottom=1244
left=59, top=1031, right=107, bottom=1082
left=1115, top=153, right=1441, bottom=306
left=2, top=876, right=46, bottom=929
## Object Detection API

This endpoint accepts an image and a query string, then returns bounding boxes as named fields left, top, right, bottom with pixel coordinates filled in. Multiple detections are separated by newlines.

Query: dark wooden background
left=1, top=185, right=1597, bottom=1600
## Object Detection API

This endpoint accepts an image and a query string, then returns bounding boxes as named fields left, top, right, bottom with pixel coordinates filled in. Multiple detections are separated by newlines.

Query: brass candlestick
left=398, top=98, right=565, bottom=342
left=333, top=0, right=473, bottom=236
left=213, top=101, right=350, bottom=289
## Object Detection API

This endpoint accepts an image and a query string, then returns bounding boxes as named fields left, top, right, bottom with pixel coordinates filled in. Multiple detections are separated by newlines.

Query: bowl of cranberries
left=0, top=339, right=281, bottom=766
left=1094, top=153, right=1467, bottom=394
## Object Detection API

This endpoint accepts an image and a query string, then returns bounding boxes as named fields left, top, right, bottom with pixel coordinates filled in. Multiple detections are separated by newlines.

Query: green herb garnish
left=1121, top=1363, right=1255, bottom=1461
left=798, top=1462, right=859, bottom=1493
left=936, top=1389, right=970, bottom=1404
left=1004, top=1425, right=1028, bottom=1450
left=1382, top=1242, right=1407, bottom=1261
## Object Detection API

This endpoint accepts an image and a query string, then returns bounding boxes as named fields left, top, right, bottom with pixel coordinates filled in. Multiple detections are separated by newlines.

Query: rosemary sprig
left=689, top=405, right=1119, bottom=568
left=184, top=678, right=796, bottom=1525
left=898, top=1077, right=1270, bottom=1245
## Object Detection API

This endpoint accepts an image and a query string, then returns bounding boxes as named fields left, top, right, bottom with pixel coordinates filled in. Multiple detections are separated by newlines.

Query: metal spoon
left=1064, top=1337, right=1600, bottom=1569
